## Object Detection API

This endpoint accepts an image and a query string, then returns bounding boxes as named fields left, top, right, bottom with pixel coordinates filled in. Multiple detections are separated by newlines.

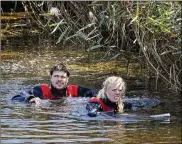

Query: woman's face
left=51, top=71, right=69, bottom=89
left=104, top=83, right=124, bottom=103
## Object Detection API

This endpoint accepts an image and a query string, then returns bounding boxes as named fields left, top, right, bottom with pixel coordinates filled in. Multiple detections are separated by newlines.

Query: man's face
left=51, top=71, right=69, bottom=89
left=104, top=83, right=124, bottom=103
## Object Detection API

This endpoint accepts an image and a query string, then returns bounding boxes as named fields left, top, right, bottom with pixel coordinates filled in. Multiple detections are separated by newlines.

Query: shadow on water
left=1, top=46, right=181, bottom=144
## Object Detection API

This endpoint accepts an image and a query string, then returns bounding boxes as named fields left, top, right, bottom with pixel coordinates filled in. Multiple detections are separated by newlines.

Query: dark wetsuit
left=86, top=97, right=132, bottom=117
left=11, top=84, right=97, bottom=103
left=86, top=96, right=162, bottom=117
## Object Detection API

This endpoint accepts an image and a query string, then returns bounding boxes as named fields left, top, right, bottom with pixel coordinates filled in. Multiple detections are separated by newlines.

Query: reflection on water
left=1, top=48, right=181, bottom=144
left=1, top=78, right=181, bottom=144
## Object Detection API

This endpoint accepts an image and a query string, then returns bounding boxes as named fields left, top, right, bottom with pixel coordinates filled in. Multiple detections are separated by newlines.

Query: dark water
left=1, top=47, right=181, bottom=144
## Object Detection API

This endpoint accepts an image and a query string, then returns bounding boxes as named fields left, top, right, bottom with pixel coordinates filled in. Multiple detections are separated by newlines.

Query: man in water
left=11, top=63, right=97, bottom=105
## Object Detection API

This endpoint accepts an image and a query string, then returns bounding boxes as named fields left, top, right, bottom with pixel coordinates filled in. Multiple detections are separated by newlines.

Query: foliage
left=21, top=1, right=181, bottom=92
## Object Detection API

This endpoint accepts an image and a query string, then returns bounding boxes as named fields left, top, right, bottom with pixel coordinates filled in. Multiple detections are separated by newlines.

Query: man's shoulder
left=33, top=84, right=50, bottom=91
left=34, top=84, right=49, bottom=88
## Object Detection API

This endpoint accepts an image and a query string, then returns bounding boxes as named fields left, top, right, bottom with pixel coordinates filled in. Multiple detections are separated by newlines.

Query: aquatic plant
left=2, top=1, right=182, bottom=93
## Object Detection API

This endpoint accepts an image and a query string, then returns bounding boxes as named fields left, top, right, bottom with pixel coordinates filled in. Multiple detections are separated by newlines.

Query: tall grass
left=22, top=1, right=181, bottom=92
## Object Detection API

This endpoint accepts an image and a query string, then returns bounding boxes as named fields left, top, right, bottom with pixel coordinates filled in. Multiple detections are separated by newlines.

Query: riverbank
left=1, top=12, right=178, bottom=95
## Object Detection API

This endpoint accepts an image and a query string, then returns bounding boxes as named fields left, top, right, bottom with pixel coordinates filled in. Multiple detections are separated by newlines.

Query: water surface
left=1, top=47, right=181, bottom=144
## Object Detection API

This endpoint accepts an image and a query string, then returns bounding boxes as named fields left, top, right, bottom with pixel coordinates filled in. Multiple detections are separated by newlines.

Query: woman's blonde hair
left=97, top=76, right=126, bottom=112
left=103, top=76, right=126, bottom=95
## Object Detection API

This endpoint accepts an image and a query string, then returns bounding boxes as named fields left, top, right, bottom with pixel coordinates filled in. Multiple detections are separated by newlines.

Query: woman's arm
left=86, top=102, right=101, bottom=117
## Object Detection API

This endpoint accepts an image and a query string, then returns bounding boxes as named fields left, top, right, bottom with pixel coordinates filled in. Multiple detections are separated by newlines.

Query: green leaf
left=136, top=2, right=139, bottom=17
left=129, top=16, right=138, bottom=25
left=110, top=53, right=121, bottom=60
left=39, top=13, right=52, bottom=17
left=49, top=23, right=59, bottom=27
left=56, top=26, right=69, bottom=44
left=51, top=19, right=66, bottom=34
left=89, top=44, right=104, bottom=50
left=76, top=31, right=87, bottom=39
left=78, top=23, right=96, bottom=32
left=65, top=33, right=79, bottom=41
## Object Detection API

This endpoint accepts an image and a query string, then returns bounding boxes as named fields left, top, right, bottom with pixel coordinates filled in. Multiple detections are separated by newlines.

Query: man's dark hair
left=50, top=63, right=70, bottom=77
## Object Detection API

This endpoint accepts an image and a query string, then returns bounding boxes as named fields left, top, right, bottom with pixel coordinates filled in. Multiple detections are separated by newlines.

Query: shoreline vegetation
left=1, top=1, right=181, bottom=94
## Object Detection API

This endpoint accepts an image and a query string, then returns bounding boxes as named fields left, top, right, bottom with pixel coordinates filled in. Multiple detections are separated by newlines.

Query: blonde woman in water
left=86, top=76, right=132, bottom=117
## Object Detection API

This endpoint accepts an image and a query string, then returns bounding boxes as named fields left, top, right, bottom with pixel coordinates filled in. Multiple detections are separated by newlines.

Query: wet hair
left=50, top=63, right=70, bottom=77
left=97, top=76, right=126, bottom=113
left=103, top=76, right=126, bottom=95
